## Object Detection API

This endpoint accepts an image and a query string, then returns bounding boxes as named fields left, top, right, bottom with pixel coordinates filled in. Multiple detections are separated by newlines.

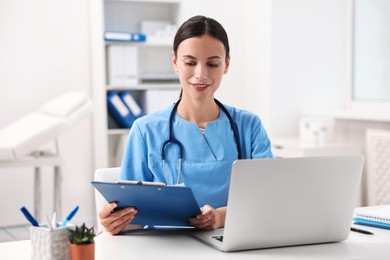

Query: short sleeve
left=119, top=121, right=153, bottom=181
left=250, top=116, right=274, bottom=159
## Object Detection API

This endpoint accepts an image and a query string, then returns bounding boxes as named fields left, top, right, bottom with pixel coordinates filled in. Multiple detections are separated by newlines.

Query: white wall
left=243, top=0, right=273, bottom=131
left=268, top=0, right=348, bottom=138
left=0, top=0, right=94, bottom=226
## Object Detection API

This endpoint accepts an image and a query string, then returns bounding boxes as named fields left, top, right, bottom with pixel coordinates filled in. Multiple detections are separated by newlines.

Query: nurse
left=99, top=15, right=273, bottom=235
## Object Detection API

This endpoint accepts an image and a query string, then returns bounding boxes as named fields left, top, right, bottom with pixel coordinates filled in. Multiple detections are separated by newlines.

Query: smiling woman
left=173, top=16, right=230, bottom=112
left=98, top=15, right=274, bottom=235
left=172, top=34, right=229, bottom=126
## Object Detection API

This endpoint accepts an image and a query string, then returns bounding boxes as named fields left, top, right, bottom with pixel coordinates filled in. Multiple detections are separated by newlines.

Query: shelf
left=105, top=41, right=172, bottom=47
left=108, top=128, right=130, bottom=135
left=141, top=73, right=178, bottom=81
left=107, top=83, right=180, bottom=91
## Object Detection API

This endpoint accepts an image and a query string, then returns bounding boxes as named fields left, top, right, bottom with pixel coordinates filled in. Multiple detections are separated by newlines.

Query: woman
left=99, top=15, right=273, bottom=235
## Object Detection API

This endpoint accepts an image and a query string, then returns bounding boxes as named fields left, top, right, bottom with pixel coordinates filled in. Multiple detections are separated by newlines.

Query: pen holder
left=30, top=226, right=69, bottom=260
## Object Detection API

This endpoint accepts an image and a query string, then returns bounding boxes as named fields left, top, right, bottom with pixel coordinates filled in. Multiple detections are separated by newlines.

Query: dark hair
left=173, top=15, right=230, bottom=59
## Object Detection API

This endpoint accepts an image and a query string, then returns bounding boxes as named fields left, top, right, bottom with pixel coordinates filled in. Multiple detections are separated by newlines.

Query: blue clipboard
left=92, top=181, right=201, bottom=227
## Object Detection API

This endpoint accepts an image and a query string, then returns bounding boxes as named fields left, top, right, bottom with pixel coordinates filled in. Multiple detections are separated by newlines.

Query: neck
left=177, top=97, right=219, bottom=128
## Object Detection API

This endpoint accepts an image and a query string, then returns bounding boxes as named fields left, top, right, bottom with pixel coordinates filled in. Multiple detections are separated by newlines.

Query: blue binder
left=92, top=181, right=201, bottom=227
left=119, top=91, right=145, bottom=118
left=104, top=31, right=146, bottom=42
left=107, top=91, right=135, bottom=128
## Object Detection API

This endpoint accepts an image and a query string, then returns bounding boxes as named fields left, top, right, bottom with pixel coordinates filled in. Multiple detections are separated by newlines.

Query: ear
left=223, top=55, right=230, bottom=74
left=172, top=51, right=178, bottom=73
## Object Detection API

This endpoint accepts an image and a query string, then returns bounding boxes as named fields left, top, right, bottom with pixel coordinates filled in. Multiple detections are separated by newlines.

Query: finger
left=196, top=205, right=212, bottom=218
left=107, top=213, right=137, bottom=235
left=99, top=202, right=118, bottom=219
left=190, top=214, right=214, bottom=228
left=191, top=218, right=214, bottom=230
left=190, top=215, right=206, bottom=225
left=101, top=207, right=137, bottom=230
left=110, top=207, right=137, bottom=219
left=200, top=205, right=215, bottom=220
left=190, top=213, right=209, bottom=224
left=104, top=208, right=138, bottom=234
left=198, top=216, right=217, bottom=230
left=201, top=205, right=213, bottom=214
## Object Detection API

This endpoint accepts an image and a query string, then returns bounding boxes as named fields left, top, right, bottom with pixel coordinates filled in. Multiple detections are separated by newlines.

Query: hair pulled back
left=173, top=15, right=230, bottom=59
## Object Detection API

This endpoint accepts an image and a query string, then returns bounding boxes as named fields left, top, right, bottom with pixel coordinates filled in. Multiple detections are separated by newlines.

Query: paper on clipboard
left=91, top=181, right=201, bottom=227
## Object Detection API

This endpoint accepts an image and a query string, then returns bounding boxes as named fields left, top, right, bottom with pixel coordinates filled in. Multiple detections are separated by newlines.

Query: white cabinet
left=272, top=137, right=361, bottom=158
left=91, top=0, right=181, bottom=169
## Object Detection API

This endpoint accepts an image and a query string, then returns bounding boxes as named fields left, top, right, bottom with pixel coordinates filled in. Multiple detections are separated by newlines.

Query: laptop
left=191, top=155, right=365, bottom=252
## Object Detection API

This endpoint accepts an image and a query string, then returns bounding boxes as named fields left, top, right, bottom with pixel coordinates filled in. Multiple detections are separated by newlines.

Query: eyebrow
left=182, top=55, right=222, bottom=60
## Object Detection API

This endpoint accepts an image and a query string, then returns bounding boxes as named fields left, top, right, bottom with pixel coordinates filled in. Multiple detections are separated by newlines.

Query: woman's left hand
left=189, top=205, right=226, bottom=230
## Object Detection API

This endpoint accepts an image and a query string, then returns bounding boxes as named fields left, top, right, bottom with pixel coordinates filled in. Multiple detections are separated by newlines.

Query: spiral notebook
left=353, top=206, right=390, bottom=229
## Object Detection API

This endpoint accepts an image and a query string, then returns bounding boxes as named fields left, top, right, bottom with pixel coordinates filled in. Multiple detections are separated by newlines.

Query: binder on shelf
left=105, top=31, right=146, bottom=42
left=107, top=45, right=139, bottom=87
left=107, top=91, right=135, bottom=128
left=142, top=89, right=179, bottom=114
left=353, top=206, right=390, bottom=230
left=119, top=91, right=145, bottom=119
left=107, top=113, right=121, bottom=129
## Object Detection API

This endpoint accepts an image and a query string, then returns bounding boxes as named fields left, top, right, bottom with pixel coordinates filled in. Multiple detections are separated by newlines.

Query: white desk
left=1, top=224, right=389, bottom=260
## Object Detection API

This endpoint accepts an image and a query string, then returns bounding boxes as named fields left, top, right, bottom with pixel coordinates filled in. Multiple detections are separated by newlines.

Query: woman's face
left=172, top=34, right=230, bottom=102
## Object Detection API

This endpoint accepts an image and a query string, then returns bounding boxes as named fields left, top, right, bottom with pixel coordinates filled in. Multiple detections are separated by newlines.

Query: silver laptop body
left=192, top=155, right=365, bottom=252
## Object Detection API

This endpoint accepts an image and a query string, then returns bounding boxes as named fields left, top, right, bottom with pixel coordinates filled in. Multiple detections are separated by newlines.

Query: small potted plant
left=68, top=223, right=96, bottom=260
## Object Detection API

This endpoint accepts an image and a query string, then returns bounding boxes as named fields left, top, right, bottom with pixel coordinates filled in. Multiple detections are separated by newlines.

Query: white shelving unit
left=90, top=0, right=181, bottom=169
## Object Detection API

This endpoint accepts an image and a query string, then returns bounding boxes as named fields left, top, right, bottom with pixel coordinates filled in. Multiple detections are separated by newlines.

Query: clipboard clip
left=116, top=180, right=166, bottom=186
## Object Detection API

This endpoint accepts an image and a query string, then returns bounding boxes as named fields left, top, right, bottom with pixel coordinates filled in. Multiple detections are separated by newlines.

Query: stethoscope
left=161, top=98, right=243, bottom=185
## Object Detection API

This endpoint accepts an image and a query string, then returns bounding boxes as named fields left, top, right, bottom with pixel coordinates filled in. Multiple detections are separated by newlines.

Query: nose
left=195, top=64, right=207, bottom=80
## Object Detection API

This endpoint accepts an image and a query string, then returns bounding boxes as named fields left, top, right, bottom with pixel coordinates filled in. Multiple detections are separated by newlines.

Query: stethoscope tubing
left=160, top=98, right=243, bottom=185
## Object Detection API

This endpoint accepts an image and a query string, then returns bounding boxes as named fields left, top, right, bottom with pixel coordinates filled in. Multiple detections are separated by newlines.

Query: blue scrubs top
left=120, top=103, right=273, bottom=208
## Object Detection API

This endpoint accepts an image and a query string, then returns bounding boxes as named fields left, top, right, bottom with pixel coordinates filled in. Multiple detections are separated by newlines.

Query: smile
left=191, top=83, right=210, bottom=91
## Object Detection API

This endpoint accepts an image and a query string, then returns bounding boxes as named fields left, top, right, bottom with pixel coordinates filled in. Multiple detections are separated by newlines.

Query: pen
left=20, top=206, right=39, bottom=227
left=350, top=227, right=374, bottom=235
left=51, top=212, right=57, bottom=228
left=46, top=215, right=53, bottom=230
left=61, top=205, right=79, bottom=227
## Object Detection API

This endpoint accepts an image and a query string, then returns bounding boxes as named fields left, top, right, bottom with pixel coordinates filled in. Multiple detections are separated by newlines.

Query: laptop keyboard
left=212, top=235, right=224, bottom=242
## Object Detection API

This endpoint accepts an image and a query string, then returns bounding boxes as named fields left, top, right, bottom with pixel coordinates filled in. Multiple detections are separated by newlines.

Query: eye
left=207, top=63, right=219, bottom=68
left=184, top=61, right=196, bottom=66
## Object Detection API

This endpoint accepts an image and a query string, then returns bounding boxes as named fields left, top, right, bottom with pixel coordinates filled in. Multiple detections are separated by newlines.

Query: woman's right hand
left=98, top=202, right=138, bottom=235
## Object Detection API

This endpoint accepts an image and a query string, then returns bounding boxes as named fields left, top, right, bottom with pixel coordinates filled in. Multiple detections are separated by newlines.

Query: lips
left=191, top=83, right=210, bottom=91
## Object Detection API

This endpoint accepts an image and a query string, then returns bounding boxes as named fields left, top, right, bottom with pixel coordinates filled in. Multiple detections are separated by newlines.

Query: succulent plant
left=68, top=223, right=96, bottom=245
